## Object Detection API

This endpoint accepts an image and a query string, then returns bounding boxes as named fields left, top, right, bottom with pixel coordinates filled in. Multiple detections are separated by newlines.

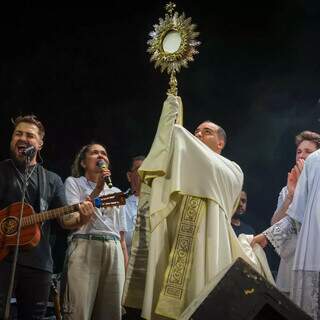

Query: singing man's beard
left=10, top=149, right=27, bottom=167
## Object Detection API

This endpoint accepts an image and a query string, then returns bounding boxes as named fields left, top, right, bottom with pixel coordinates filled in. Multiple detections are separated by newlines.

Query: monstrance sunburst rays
left=147, top=2, right=200, bottom=95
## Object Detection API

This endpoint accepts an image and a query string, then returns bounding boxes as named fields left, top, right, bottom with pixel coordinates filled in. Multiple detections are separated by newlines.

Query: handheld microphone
left=22, top=145, right=36, bottom=158
left=96, top=159, right=113, bottom=188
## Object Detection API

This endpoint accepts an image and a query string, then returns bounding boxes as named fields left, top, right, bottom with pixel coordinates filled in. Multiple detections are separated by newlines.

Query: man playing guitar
left=0, top=115, right=94, bottom=319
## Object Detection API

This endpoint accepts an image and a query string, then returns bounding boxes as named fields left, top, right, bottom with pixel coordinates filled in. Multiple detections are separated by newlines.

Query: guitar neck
left=19, top=192, right=126, bottom=227
left=22, top=204, right=79, bottom=227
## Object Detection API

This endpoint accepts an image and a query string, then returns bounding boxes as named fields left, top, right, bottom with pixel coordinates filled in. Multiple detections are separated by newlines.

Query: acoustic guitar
left=0, top=192, right=126, bottom=262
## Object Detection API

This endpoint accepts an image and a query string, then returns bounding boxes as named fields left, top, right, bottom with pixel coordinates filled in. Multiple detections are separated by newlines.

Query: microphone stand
left=3, top=155, right=32, bottom=320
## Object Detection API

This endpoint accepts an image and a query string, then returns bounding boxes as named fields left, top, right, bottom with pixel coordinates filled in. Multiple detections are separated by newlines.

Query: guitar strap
left=38, top=165, right=49, bottom=214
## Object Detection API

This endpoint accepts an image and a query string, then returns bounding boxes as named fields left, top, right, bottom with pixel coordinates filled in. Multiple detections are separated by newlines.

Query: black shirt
left=232, top=221, right=255, bottom=237
left=0, top=159, right=66, bottom=272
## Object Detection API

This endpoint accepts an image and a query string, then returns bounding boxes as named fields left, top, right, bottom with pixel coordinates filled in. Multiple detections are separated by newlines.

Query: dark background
left=1, top=1, right=320, bottom=272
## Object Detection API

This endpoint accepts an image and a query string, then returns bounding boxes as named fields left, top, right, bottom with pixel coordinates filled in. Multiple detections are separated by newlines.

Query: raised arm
left=271, top=160, right=303, bottom=225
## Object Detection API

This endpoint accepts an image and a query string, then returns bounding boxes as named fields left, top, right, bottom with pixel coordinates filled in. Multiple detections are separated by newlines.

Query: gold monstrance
left=147, top=2, right=200, bottom=96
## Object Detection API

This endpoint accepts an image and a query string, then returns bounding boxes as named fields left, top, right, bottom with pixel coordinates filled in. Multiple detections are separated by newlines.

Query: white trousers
left=62, top=237, right=125, bottom=320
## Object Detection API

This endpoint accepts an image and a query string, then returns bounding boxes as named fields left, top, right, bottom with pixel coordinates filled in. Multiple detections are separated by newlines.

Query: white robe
left=272, top=186, right=296, bottom=294
left=123, top=95, right=274, bottom=319
left=265, top=149, right=320, bottom=319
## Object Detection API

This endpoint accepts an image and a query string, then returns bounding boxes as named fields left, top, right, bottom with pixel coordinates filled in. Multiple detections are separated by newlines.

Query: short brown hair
left=295, top=130, right=320, bottom=149
left=12, top=115, right=45, bottom=139
left=128, top=155, right=145, bottom=171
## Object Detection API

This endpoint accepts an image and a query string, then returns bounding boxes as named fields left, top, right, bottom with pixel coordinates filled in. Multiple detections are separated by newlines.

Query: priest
left=123, top=94, right=274, bottom=319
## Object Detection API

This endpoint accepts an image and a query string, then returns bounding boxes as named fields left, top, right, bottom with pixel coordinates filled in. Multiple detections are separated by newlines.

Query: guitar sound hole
left=1, top=217, right=19, bottom=236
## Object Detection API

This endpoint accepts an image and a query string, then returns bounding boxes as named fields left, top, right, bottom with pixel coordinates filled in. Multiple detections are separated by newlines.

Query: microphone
left=96, top=159, right=113, bottom=188
left=22, top=145, right=36, bottom=158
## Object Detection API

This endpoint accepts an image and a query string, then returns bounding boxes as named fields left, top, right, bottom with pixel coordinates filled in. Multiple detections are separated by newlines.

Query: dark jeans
left=0, top=261, right=52, bottom=320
